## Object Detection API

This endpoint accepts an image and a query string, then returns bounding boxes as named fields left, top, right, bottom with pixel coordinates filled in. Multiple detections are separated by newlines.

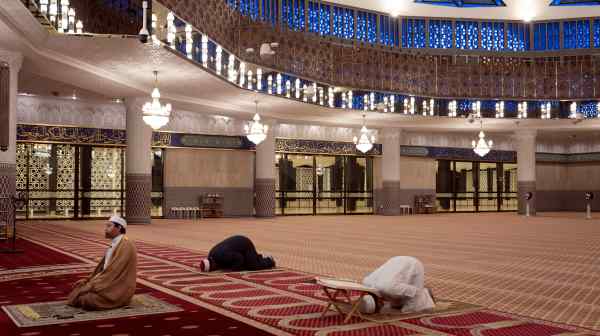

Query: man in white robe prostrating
left=359, top=256, right=435, bottom=314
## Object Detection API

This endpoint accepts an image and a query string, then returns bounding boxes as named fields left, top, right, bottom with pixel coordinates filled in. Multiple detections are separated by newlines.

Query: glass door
left=277, top=154, right=314, bottom=215
left=478, top=162, right=498, bottom=211
left=276, top=154, right=374, bottom=215
left=344, top=156, right=373, bottom=214
left=315, top=156, right=345, bottom=214
left=453, top=161, right=476, bottom=212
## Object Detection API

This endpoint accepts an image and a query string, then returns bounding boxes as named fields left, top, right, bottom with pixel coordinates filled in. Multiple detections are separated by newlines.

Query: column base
left=0, top=163, right=15, bottom=237
left=255, top=178, right=275, bottom=217
left=518, top=181, right=536, bottom=216
left=381, top=181, right=401, bottom=216
left=126, top=174, right=152, bottom=224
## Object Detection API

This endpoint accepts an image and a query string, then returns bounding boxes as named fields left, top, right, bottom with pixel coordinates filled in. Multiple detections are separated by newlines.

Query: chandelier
left=353, top=114, right=375, bottom=154
left=472, top=121, right=493, bottom=157
left=245, top=100, right=269, bottom=145
left=142, top=71, right=171, bottom=130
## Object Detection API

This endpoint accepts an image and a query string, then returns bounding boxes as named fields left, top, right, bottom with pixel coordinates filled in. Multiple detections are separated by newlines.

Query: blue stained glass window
left=594, top=19, right=600, bottom=48
left=548, top=22, right=560, bottom=50
left=251, top=0, right=259, bottom=20
left=580, top=101, right=598, bottom=118
left=402, top=18, right=409, bottom=47
left=308, top=1, right=319, bottom=33
left=261, top=0, right=278, bottom=26
left=319, top=4, right=331, bottom=36
left=563, top=20, right=589, bottom=49
left=342, top=8, right=354, bottom=39
left=429, top=20, right=453, bottom=48
left=226, top=0, right=237, bottom=9
left=507, top=23, right=528, bottom=51
left=563, top=20, right=590, bottom=49
left=356, top=11, right=367, bottom=41
left=456, top=21, right=467, bottom=49
left=281, top=0, right=288, bottom=26
left=352, top=94, right=364, bottom=110
left=564, top=21, right=576, bottom=48
left=239, top=0, right=254, bottom=17
left=333, top=7, right=344, bottom=38
left=295, top=0, right=306, bottom=31
left=533, top=23, right=546, bottom=50
left=403, top=19, right=426, bottom=48
left=239, top=0, right=246, bottom=13
left=467, top=21, right=479, bottom=49
left=481, top=22, right=503, bottom=51
left=577, top=20, right=590, bottom=48
left=415, top=19, right=426, bottom=48
left=367, top=13, right=377, bottom=43
left=381, top=16, right=400, bottom=47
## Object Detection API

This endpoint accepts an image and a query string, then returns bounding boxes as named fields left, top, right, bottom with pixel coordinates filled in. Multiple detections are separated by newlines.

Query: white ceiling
left=1, top=0, right=600, bottom=137
left=328, top=0, right=600, bottom=21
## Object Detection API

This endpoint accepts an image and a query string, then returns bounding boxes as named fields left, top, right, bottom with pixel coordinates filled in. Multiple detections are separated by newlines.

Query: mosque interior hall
left=2, top=0, right=600, bottom=335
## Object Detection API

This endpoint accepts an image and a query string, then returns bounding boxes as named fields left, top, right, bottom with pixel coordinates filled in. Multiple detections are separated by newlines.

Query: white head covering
left=200, top=258, right=211, bottom=272
left=362, top=256, right=435, bottom=313
left=109, top=215, right=127, bottom=228
left=359, top=295, right=377, bottom=314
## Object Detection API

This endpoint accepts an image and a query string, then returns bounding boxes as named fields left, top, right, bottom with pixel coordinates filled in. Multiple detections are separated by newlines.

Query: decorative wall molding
left=17, top=95, right=126, bottom=130
left=536, top=152, right=600, bottom=163
left=275, top=138, right=382, bottom=156
left=277, top=123, right=378, bottom=143
left=16, top=124, right=600, bottom=162
left=401, top=145, right=517, bottom=162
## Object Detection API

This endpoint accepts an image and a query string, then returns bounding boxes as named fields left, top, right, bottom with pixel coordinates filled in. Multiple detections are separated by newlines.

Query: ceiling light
left=472, top=121, right=492, bottom=157
left=353, top=114, right=375, bottom=154
left=245, top=100, right=268, bottom=145
left=142, top=71, right=171, bottom=130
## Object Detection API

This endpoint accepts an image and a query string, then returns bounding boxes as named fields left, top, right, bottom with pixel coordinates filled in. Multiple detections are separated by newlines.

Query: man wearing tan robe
left=68, top=216, right=137, bottom=310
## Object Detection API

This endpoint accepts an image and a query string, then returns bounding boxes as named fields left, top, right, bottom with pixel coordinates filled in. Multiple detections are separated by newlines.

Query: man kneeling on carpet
left=67, top=216, right=137, bottom=310
left=198, top=235, right=275, bottom=272
left=359, top=256, right=435, bottom=314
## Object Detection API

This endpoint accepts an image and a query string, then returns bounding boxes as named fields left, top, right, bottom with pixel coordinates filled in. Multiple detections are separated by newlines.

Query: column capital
left=124, top=96, right=149, bottom=111
left=380, top=128, right=402, bottom=140
left=513, top=129, right=537, bottom=140
left=0, top=50, right=23, bottom=72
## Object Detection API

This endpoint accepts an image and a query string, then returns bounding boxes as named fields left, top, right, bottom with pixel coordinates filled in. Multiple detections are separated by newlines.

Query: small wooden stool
left=316, top=277, right=381, bottom=323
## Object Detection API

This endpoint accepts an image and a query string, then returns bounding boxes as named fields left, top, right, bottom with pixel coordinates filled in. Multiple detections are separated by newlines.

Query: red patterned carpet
left=0, top=239, right=79, bottom=270
left=0, top=272, right=272, bottom=336
left=3, top=222, right=598, bottom=336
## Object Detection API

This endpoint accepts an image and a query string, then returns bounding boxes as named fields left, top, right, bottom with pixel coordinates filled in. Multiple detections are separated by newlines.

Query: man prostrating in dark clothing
left=198, top=235, right=276, bottom=272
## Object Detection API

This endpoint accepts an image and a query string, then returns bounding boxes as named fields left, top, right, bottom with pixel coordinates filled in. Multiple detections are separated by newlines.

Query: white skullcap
left=109, top=215, right=127, bottom=228
left=359, top=295, right=377, bottom=314
left=200, top=258, right=210, bottom=272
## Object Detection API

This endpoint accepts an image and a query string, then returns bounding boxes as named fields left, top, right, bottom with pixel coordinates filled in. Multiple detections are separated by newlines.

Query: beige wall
left=537, top=162, right=600, bottom=191
left=536, top=163, right=568, bottom=191
left=373, top=157, right=382, bottom=190
left=400, top=156, right=437, bottom=190
left=164, top=148, right=254, bottom=188
left=374, top=156, right=436, bottom=190
left=566, top=163, right=600, bottom=191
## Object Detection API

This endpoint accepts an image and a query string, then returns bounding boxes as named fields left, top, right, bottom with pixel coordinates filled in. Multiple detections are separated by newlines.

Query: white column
left=0, top=50, right=22, bottom=237
left=0, top=50, right=23, bottom=167
left=125, top=97, right=153, bottom=224
left=255, top=122, right=276, bottom=217
left=515, top=129, right=537, bottom=215
left=380, top=128, right=402, bottom=215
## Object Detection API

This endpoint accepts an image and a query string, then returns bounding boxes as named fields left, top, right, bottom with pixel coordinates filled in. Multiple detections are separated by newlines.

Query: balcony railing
left=20, top=0, right=600, bottom=117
